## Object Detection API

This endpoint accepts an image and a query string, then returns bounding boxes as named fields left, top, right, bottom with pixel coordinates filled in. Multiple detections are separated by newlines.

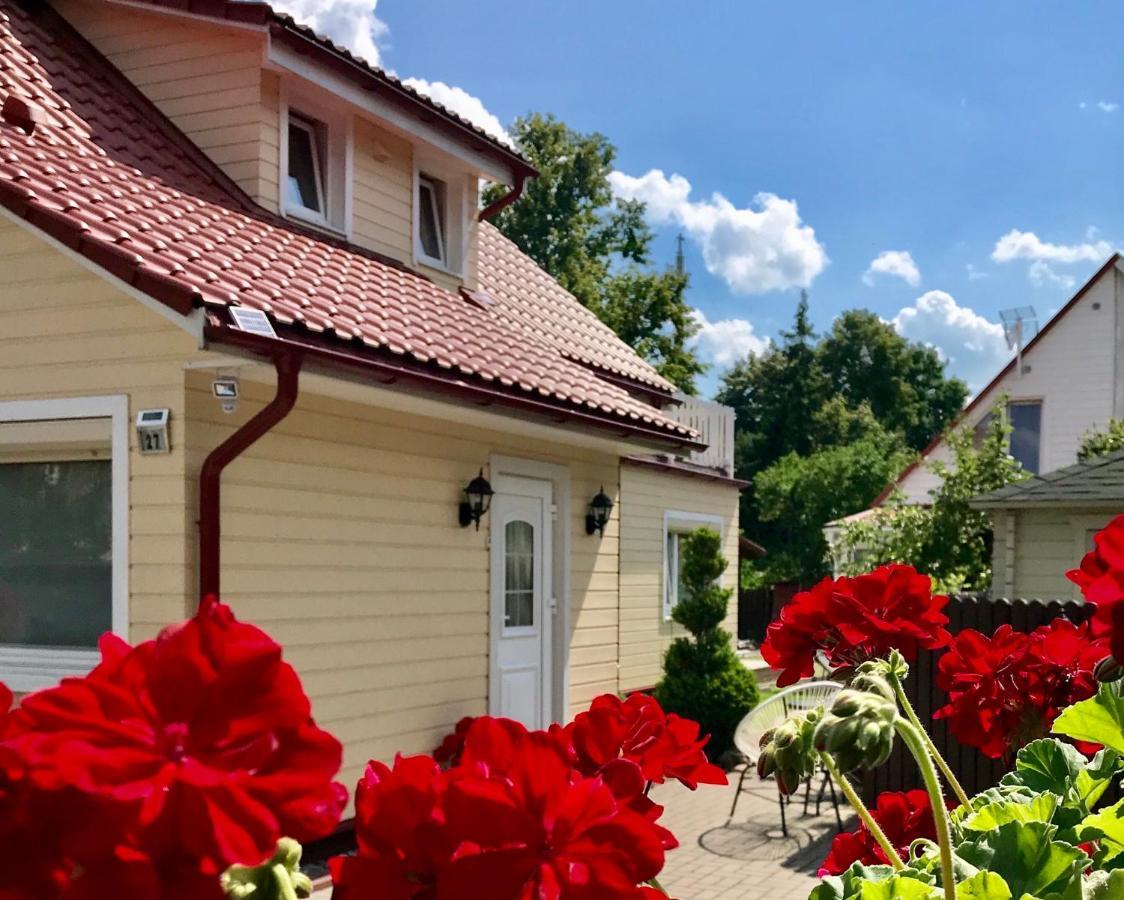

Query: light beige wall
left=53, top=0, right=277, bottom=210
left=618, top=464, right=740, bottom=692
left=184, top=371, right=619, bottom=790
left=0, top=218, right=197, bottom=637
left=997, top=506, right=1118, bottom=600
left=352, top=119, right=414, bottom=264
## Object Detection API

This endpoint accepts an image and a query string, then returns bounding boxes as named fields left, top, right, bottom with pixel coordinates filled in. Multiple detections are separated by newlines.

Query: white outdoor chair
left=729, top=680, right=845, bottom=836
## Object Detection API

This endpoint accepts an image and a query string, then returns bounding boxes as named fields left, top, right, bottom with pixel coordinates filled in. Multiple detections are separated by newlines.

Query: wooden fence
left=859, top=592, right=1092, bottom=803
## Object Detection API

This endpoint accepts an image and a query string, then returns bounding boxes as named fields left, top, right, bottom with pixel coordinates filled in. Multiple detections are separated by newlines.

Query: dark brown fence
left=860, top=593, right=1092, bottom=804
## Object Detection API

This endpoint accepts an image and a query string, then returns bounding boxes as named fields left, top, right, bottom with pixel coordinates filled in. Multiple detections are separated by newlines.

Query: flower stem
left=888, top=673, right=971, bottom=810
left=647, top=876, right=668, bottom=895
left=818, top=752, right=905, bottom=871
left=895, top=719, right=955, bottom=900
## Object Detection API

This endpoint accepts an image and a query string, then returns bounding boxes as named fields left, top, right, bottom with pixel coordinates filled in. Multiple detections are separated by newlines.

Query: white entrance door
left=489, top=473, right=553, bottom=728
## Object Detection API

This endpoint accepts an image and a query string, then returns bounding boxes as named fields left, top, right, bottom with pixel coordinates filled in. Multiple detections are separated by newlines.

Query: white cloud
left=991, top=229, right=1112, bottom=264
left=891, top=290, right=1010, bottom=391
left=1081, top=100, right=1119, bottom=112
left=690, top=310, right=769, bottom=368
left=863, top=250, right=920, bottom=287
left=608, top=169, right=828, bottom=295
left=965, top=263, right=988, bottom=281
left=269, top=0, right=387, bottom=66
left=1028, top=260, right=1076, bottom=290
left=401, top=78, right=511, bottom=144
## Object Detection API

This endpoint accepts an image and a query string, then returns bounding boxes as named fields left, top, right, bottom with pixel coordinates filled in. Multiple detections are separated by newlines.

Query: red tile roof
left=477, top=223, right=677, bottom=399
left=0, top=0, right=698, bottom=449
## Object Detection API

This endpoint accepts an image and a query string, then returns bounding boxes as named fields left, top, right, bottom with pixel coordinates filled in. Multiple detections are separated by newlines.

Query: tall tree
left=484, top=114, right=703, bottom=392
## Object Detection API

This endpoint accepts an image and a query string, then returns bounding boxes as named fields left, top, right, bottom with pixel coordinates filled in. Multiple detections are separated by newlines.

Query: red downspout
left=198, top=352, right=303, bottom=600
left=478, top=171, right=529, bottom=222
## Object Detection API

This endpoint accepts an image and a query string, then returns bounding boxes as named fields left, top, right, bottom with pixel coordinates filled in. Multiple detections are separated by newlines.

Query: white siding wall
left=895, top=269, right=1120, bottom=504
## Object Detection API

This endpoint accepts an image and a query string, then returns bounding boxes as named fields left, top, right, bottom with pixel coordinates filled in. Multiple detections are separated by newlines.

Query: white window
left=280, top=94, right=352, bottom=235
left=662, top=511, right=724, bottom=621
left=0, top=397, right=128, bottom=691
left=286, top=114, right=326, bottom=220
left=417, top=174, right=447, bottom=265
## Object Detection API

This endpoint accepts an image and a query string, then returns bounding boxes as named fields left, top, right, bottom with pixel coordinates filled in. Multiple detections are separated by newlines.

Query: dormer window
left=280, top=94, right=351, bottom=235
left=418, top=174, right=447, bottom=265
left=287, top=114, right=326, bottom=219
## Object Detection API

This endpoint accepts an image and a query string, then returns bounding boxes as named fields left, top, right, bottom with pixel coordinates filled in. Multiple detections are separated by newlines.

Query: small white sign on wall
left=136, top=409, right=170, bottom=454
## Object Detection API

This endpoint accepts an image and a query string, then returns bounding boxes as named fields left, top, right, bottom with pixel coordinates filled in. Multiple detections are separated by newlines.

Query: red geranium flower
left=432, top=716, right=475, bottom=767
left=554, top=693, right=726, bottom=790
left=762, top=565, right=951, bottom=687
left=1068, top=514, right=1124, bottom=661
left=934, top=620, right=1106, bottom=758
left=820, top=789, right=944, bottom=875
left=8, top=596, right=346, bottom=878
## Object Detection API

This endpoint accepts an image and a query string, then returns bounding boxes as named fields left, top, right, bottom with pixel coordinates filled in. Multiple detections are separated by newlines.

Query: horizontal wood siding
left=1006, top=507, right=1118, bottom=600
left=617, top=465, right=740, bottom=692
left=54, top=0, right=271, bottom=206
left=184, top=372, right=619, bottom=790
left=351, top=119, right=414, bottom=265
left=0, top=219, right=196, bottom=638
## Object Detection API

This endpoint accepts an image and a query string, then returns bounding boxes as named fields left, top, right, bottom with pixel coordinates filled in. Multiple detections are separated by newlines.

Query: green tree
left=484, top=114, right=703, bottom=391
left=753, top=404, right=910, bottom=583
left=833, top=402, right=1029, bottom=592
left=1078, top=418, right=1124, bottom=462
left=654, top=528, right=759, bottom=758
left=816, top=310, right=968, bottom=452
left=716, top=300, right=967, bottom=585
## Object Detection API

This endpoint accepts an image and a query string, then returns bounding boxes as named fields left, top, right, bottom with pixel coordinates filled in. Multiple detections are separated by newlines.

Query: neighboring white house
left=873, top=254, right=1124, bottom=506
left=969, top=449, right=1124, bottom=600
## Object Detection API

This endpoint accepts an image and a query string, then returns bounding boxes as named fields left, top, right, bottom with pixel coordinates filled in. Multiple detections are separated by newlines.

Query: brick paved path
left=655, top=770, right=855, bottom=900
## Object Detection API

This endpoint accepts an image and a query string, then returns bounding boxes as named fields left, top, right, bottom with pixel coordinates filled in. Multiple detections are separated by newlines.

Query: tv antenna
left=999, top=306, right=1038, bottom=377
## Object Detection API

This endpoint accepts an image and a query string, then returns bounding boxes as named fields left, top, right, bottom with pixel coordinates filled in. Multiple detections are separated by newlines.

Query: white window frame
left=417, top=174, right=447, bottom=266
left=413, top=156, right=469, bottom=277
left=279, top=85, right=354, bottom=238
left=0, top=396, right=129, bottom=691
left=285, top=114, right=327, bottom=224
left=662, top=511, right=724, bottom=622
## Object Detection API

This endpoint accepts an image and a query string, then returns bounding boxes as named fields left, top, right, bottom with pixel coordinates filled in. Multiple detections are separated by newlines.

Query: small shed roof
left=970, top=449, right=1124, bottom=509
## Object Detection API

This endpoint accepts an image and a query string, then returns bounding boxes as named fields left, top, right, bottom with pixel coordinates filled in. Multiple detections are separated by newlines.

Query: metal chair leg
left=727, top=764, right=751, bottom=823
left=803, top=772, right=812, bottom=815
left=825, top=770, right=844, bottom=831
left=777, top=787, right=789, bottom=837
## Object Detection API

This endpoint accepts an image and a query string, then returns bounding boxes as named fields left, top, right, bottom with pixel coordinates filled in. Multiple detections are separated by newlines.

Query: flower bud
left=848, top=670, right=896, bottom=704
left=1096, top=655, right=1124, bottom=683
left=757, top=707, right=823, bottom=796
left=814, top=687, right=897, bottom=773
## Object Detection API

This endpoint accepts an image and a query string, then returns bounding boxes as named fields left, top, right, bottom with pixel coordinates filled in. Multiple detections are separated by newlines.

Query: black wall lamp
left=459, top=468, right=494, bottom=530
left=585, top=485, right=614, bottom=535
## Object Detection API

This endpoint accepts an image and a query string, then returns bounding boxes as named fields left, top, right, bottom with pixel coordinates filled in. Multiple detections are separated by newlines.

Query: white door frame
left=489, top=455, right=571, bottom=723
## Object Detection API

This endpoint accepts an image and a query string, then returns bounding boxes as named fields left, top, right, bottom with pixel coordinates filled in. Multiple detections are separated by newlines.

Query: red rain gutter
left=479, top=172, right=529, bottom=222
left=198, top=352, right=303, bottom=599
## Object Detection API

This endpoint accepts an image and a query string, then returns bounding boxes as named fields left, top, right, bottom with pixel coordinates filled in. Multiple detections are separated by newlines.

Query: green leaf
left=1052, top=686, right=1124, bottom=754
left=963, top=794, right=1059, bottom=831
left=859, top=875, right=941, bottom=899
left=1002, top=740, right=1088, bottom=795
left=1079, top=798, right=1124, bottom=861
left=1075, top=748, right=1121, bottom=811
left=1082, top=870, right=1124, bottom=900
left=956, top=822, right=1086, bottom=900
left=955, top=872, right=1013, bottom=900
left=809, top=864, right=899, bottom=900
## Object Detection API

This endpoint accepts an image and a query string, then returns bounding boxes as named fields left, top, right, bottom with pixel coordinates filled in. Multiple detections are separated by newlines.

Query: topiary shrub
left=654, top=528, right=759, bottom=759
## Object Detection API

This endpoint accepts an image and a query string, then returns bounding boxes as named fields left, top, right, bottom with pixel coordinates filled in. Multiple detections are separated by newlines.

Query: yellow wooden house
left=0, top=0, right=742, bottom=790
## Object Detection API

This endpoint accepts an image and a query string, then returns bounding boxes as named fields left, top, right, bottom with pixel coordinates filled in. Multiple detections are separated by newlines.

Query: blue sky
left=277, top=0, right=1124, bottom=397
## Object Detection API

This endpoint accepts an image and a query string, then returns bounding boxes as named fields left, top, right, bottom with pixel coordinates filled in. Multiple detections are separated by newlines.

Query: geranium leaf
left=1078, top=799, right=1124, bottom=861
left=1075, top=748, right=1121, bottom=811
left=858, top=874, right=941, bottom=899
left=956, top=821, right=1085, bottom=899
left=1001, top=740, right=1087, bottom=795
left=1052, top=686, right=1124, bottom=754
left=962, top=793, right=1059, bottom=831
left=810, top=863, right=899, bottom=900
left=1083, top=869, right=1124, bottom=899
left=954, top=872, right=1012, bottom=900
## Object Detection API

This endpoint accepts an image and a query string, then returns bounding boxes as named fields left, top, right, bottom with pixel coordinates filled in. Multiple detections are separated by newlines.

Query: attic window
left=418, top=174, right=447, bottom=265
left=286, top=114, right=326, bottom=220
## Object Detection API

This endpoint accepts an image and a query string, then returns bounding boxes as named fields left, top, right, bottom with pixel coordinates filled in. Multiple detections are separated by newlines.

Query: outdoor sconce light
left=585, top=486, right=614, bottom=535
left=459, top=468, right=494, bottom=530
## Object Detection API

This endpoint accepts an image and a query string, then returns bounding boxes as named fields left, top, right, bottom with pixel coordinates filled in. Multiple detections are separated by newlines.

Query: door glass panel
left=0, top=460, right=112, bottom=647
left=505, top=519, right=534, bottom=628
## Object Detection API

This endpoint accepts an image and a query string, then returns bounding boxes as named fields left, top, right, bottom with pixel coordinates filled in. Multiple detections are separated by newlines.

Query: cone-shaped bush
left=655, top=528, right=759, bottom=758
